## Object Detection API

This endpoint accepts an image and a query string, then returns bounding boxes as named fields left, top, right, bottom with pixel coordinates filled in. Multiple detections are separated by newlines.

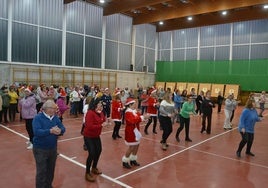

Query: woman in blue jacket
left=236, top=99, right=261, bottom=157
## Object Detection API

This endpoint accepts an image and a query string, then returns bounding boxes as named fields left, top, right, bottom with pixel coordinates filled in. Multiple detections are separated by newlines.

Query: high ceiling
left=64, top=0, right=268, bottom=32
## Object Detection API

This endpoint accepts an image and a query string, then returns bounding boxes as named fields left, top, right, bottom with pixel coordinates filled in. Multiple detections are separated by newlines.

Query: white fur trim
left=124, top=140, right=140, bottom=146
left=130, top=154, right=137, bottom=161
left=122, top=156, right=130, bottom=163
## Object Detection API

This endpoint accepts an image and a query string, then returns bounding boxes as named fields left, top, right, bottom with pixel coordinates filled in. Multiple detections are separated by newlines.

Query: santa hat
left=114, top=91, right=121, bottom=96
left=59, top=91, right=67, bottom=97
left=150, top=89, right=157, bottom=95
left=24, top=88, right=32, bottom=93
left=125, top=98, right=135, bottom=106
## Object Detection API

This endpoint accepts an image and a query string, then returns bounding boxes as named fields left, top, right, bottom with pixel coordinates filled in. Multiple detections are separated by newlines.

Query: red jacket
left=125, top=108, right=143, bottom=144
left=111, top=99, right=123, bottom=121
left=83, top=110, right=106, bottom=138
left=140, top=93, right=149, bottom=107
left=147, top=96, right=158, bottom=116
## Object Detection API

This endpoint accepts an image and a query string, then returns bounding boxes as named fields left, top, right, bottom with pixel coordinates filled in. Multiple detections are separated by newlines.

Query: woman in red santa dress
left=111, top=91, right=125, bottom=139
left=122, top=98, right=149, bottom=169
left=144, top=89, right=160, bottom=135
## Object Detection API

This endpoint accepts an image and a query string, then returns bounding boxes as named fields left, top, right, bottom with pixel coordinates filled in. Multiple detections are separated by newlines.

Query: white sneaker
left=27, top=143, right=33, bottom=150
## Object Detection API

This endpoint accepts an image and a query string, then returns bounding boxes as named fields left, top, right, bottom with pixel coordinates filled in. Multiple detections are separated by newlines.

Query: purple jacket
left=19, top=94, right=37, bottom=119
left=56, top=97, right=69, bottom=116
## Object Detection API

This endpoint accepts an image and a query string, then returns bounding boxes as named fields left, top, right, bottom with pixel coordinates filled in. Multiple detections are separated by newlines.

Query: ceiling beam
left=156, top=8, right=268, bottom=32
left=134, top=0, right=268, bottom=25
left=64, top=0, right=76, bottom=4
left=103, top=0, right=168, bottom=16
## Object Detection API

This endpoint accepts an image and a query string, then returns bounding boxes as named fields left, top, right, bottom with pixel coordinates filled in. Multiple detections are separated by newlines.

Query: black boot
left=144, top=129, right=148, bottom=135
left=123, top=162, right=131, bottom=169
left=112, top=128, right=117, bottom=139
left=153, top=125, right=157, bottom=134
left=236, top=151, right=241, bottom=157
left=114, top=122, right=121, bottom=139
left=130, top=160, right=140, bottom=166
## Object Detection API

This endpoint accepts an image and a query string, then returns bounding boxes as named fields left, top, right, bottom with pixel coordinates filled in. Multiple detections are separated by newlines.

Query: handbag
left=133, top=127, right=142, bottom=141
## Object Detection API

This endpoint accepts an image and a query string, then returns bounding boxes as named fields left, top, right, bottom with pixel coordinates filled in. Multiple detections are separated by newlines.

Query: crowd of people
left=0, top=82, right=266, bottom=185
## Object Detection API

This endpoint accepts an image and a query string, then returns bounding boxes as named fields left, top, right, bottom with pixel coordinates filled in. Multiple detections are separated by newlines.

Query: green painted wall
left=156, top=59, right=268, bottom=92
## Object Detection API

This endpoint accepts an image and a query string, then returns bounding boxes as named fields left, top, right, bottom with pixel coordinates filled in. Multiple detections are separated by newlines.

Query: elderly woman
left=19, top=88, right=37, bottom=149
left=32, top=100, right=66, bottom=188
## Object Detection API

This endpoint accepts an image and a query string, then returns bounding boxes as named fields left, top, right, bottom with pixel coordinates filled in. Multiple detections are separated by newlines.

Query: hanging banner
left=224, top=84, right=239, bottom=99
left=165, top=82, right=176, bottom=92
left=187, top=83, right=199, bottom=94
left=211, top=84, right=225, bottom=98
left=155, top=82, right=165, bottom=90
left=199, top=83, right=212, bottom=94
left=176, top=82, right=187, bottom=92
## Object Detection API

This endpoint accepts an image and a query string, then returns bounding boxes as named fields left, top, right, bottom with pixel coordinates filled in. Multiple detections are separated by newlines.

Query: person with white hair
left=32, top=99, right=66, bottom=188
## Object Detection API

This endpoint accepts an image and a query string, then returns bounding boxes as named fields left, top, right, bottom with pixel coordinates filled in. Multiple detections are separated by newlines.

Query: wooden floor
left=1, top=105, right=268, bottom=188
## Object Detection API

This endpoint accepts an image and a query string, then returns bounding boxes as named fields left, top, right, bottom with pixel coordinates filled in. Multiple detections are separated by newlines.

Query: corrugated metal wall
left=159, top=19, right=268, bottom=61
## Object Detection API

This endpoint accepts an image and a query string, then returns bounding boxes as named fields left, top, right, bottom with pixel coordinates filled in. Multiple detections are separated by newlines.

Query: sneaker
left=27, top=143, right=33, bottom=150
left=162, top=143, right=167, bottom=150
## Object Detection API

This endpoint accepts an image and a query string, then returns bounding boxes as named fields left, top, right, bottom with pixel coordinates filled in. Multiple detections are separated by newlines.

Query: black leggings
left=25, top=119, right=34, bottom=143
left=176, top=115, right=190, bottom=139
left=84, top=137, right=102, bottom=173
left=144, top=116, right=157, bottom=132
left=237, top=132, right=254, bottom=153
left=159, top=115, right=172, bottom=143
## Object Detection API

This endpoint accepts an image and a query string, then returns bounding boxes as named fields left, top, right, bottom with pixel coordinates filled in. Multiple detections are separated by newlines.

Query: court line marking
left=114, top=127, right=266, bottom=180
left=0, top=124, right=29, bottom=139
left=2, top=112, right=266, bottom=184
left=191, top=148, right=268, bottom=169
left=0, top=124, right=133, bottom=188
left=59, top=153, right=132, bottom=188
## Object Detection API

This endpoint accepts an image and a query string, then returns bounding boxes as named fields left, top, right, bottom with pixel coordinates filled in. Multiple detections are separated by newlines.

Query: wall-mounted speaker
left=143, top=65, right=148, bottom=72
